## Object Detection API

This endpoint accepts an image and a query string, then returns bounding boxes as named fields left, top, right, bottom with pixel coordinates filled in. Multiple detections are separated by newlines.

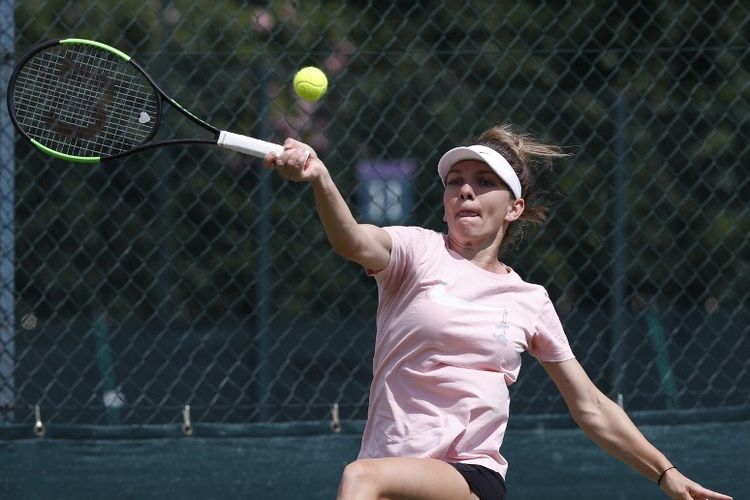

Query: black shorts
left=450, top=462, right=507, bottom=500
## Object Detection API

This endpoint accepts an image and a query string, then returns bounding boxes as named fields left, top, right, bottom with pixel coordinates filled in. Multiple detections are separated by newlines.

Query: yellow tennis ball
left=293, top=67, right=328, bottom=101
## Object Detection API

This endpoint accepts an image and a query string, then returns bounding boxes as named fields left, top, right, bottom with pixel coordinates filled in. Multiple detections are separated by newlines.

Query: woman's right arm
left=266, top=138, right=392, bottom=271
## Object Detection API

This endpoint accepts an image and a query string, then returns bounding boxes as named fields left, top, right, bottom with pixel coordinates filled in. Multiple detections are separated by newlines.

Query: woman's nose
left=459, top=182, right=475, bottom=199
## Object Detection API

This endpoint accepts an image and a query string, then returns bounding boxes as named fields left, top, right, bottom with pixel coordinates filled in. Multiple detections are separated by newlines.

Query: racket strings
left=12, top=44, right=160, bottom=157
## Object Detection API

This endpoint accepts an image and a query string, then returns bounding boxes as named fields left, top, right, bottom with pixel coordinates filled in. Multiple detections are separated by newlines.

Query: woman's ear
left=505, top=198, right=525, bottom=222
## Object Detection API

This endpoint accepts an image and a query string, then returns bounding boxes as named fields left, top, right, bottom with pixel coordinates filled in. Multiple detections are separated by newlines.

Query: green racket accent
left=60, top=38, right=132, bottom=61
left=30, top=139, right=101, bottom=163
left=9, top=39, right=161, bottom=161
left=8, top=37, right=277, bottom=163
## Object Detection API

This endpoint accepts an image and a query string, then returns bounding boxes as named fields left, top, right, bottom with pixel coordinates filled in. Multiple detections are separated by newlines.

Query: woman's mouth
left=457, top=210, right=480, bottom=218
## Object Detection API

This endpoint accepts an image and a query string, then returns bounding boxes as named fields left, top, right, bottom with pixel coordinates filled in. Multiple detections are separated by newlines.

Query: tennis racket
left=6, top=38, right=284, bottom=163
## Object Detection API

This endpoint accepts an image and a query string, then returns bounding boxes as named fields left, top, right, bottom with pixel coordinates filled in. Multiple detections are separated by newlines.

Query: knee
left=339, top=459, right=380, bottom=495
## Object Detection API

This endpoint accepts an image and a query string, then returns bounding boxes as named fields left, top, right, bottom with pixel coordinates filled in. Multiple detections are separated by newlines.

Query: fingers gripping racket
left=6, top=38, right=284, bottom=163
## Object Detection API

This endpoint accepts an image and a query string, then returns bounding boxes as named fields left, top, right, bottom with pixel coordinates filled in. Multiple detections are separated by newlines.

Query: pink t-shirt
left=358, top=226, right=575, bottom=477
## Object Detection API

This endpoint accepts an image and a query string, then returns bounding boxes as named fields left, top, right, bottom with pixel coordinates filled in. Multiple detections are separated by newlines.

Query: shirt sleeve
left=367, top=226, right=427, bottom=289
left=528, top=297, right=575, bottom=362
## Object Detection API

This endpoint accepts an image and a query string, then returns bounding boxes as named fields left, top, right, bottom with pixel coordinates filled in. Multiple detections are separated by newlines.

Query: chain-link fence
left=1, top=1, right=748, bottom=430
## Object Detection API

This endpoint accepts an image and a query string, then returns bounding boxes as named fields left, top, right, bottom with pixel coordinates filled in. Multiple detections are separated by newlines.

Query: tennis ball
left=293, top=67, right=328, bottom=101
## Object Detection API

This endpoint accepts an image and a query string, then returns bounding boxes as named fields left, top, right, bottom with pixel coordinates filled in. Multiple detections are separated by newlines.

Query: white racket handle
left=217, top=131, right=284, bottom=158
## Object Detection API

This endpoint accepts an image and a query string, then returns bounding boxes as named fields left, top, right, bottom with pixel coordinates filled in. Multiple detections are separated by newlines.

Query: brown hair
left=475, top=124, right=568, bottom=250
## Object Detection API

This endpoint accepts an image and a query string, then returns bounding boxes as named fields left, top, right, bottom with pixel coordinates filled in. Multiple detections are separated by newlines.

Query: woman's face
left=442, top=160, right=522, bottom=247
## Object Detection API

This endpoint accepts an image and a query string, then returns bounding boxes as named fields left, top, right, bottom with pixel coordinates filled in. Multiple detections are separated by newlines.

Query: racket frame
left=6, top=38, right=281, bottom=163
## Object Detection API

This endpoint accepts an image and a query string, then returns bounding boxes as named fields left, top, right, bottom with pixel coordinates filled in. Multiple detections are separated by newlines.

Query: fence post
left=255, top=61, right=273, bottom=421
left=610, top=93, right=628, bottom=402
left=0, top=0, right=16, bottom=423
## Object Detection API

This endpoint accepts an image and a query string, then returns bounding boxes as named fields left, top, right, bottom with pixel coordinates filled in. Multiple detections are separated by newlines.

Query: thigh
left=346, top=457, right=479, bottom=500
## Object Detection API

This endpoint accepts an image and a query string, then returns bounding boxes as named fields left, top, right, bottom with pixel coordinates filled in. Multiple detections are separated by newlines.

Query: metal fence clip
left=34, top=404, right=46, bottom=437
left=330, top=403, right=341, bottom=433
left=181, top=404, right=193, bottom=436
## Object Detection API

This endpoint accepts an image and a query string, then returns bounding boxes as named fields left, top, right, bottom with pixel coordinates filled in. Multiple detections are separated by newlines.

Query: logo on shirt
left=427, top=280, right=504, bottom=312
left=493, top=309, right=510, bottom=346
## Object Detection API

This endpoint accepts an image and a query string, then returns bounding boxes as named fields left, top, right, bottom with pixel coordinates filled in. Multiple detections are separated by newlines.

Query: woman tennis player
left=265, top=125, right=732, bottom=500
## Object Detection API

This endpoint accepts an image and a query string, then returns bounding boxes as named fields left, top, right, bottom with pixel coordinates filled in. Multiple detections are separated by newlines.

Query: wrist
left=311, top=165, right=332, bottom=186
left=656, top=465, right=676, bottom=486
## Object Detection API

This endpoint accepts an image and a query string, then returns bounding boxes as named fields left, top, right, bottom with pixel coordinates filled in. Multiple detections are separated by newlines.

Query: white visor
left=437, top=144, right=522, bottom=199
